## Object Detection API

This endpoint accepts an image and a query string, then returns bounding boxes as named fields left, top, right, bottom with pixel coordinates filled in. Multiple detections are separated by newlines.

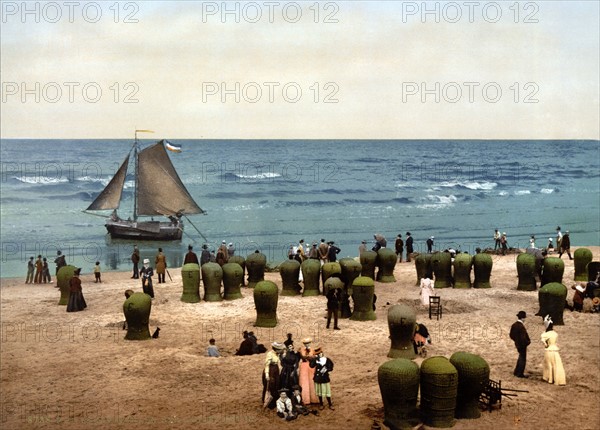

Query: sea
left=1, top=139, right=599, bottom=279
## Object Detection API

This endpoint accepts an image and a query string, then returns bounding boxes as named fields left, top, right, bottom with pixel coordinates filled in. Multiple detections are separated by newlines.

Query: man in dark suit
left=426, top=236, right=434, bottom=253
left=326, top=241, right=340, bottom=263
left=183, top=244, right=199, bottom=264
left=131, top=245, right=140, bottom=279
left=509, top=310, right=531, bottom=378
left=405, top=232, right=414, bottom=262
left=395, top=234, right=404, bottom=262
left=200, top=244, right=211, bottom=266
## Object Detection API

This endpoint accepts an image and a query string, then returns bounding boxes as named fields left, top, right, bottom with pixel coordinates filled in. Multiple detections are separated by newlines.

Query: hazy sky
left=1, top=1, right=599, bottom=139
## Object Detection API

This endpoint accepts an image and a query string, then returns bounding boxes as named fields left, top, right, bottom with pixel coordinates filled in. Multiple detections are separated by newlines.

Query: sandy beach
left=1, top=247, right=599, bottom=430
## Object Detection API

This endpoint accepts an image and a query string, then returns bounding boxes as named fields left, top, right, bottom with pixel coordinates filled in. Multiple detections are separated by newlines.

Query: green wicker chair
left=181, top=263, right=201, bottom=303
left=254, top=280, right=278, bottom=327
left=420, top=356, right=458, bottom=428
left=123, top=292, right=152, bottom=340
left=222, top=262, right=243, bottom=300
left=378, top=359, right=420, bottom=430
left=387, top=304, right=417, bottom=359
left=450, top=352, right=490, bottom=419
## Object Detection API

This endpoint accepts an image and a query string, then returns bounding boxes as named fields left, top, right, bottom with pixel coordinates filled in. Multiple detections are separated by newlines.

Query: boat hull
left=105, top=219, right=183, bottom=241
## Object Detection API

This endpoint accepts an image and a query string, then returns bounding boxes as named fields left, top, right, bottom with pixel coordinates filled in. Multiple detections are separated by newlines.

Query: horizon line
left=1, top=138, right=599, bottom=142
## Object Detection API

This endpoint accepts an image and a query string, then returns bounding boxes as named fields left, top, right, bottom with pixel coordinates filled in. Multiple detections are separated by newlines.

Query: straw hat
left=271, top=342, right=285, bottom=351
left=314, top=346, right=323, bottom=354
left=301, top=337, right=312, bottom=344
left=143, top=258, right=150, bottom=264
left=592, top=297, right=600, bottom=306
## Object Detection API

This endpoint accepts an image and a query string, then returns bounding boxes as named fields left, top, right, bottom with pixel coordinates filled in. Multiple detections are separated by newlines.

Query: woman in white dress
left=420, top=277, right=435, bottom=306
left=540, top=315, right=566, bottom=386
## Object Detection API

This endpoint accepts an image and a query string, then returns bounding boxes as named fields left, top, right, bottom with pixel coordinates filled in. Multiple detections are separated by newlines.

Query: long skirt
left=279, top=364, right=298, bottom=392
left=542, top=350, right=566, bottom=385
left=66, top=291, right=87, bottom=312
left=298, top=361, right=318, bottom=405
left=143, top=279, right=155, bottom=298
left=262, top=363, right=280, bottom=409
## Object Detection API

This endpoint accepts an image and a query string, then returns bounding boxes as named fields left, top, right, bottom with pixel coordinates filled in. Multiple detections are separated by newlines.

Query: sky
left=1, top=1, right=599, bottom=139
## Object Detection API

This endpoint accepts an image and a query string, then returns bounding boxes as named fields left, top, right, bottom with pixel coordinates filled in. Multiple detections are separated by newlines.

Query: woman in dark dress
left=279, top=337, right=299, bottom=392
left=66, top=268, right=87, bottom=312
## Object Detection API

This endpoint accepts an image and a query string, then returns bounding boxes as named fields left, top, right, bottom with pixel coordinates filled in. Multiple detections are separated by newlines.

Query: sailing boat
left=85, top=130, right=205, bottom=241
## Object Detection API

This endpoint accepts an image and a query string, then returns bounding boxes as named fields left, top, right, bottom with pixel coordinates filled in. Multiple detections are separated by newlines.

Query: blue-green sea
left=1, top=140, right=599, bottom=279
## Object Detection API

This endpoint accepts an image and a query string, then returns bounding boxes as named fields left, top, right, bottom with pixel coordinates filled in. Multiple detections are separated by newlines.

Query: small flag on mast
left=165, top=140, right=182, bottom=153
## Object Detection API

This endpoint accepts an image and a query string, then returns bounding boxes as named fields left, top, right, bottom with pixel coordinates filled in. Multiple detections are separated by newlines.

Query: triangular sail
left=86, top=155, right=130, bottom=211
left=136, top=141, right=204, bottom=216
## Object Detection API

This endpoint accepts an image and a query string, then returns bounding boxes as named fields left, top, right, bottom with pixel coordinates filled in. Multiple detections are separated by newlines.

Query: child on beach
left=276, top=390, right=296, bottom=420
left=207, top=338, right=221, bottom=357
left=94, top=261, right=101, bottom=283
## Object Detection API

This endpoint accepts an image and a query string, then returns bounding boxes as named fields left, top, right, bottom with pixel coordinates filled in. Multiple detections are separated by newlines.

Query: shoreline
left=2, top=245, right=596, bottom=282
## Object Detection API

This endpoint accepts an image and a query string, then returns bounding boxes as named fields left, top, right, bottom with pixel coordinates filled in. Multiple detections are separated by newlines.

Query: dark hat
left=556, top=226, right=561, bottom=230
left=517, top=310, right=527, bottom=319
left=57, top=250, right=62, bottom=255
left=188, top=244, right=193, bottom=250
left=291, top=384, right=302, bottom=392
left=202, top=244, right=208, bottom=249
left=74, top=268, right=81, bottom=275
left=361, top=240, right=366, bottom=244
left=406, top=232, right=411, bottom=235
left=284, top=333, right=294, bottom=347
left=299, top=239, right=304, bottom=243
left=29, top=256, right=34, bottom=259
left=328, top=241, right=334, bottom=245
left=397, top=234, right=402, bottom=237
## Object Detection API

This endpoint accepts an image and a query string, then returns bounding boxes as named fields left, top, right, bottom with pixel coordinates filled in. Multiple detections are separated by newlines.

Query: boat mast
left=133, top=129, right=154, bottom=222
left=133, top=130, right=139, bottom=221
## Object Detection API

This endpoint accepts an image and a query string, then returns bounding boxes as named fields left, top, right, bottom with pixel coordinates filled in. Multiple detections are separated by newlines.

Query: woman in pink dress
left=298, top=337, right=318, bottom=405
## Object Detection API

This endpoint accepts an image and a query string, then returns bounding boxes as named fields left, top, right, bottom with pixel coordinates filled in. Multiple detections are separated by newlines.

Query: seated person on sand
left=413, top=323, right=431, bottom=355
left=276, top=389, right=297, bottom=421
left=568, top=284, right=586, bottom=312
left=207, top=338, right=221, bottom=357
left=235, top=330, right=266, bottom=356
left=290, top=385, right=314, bottom=416
left=585, top=271, right=600, bottom=299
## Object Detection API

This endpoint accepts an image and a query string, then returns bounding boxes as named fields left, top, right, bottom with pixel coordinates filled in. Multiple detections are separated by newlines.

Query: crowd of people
left=25, top=250, right=67, bottom=284
left=260, top=336, right=334, bottom=420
